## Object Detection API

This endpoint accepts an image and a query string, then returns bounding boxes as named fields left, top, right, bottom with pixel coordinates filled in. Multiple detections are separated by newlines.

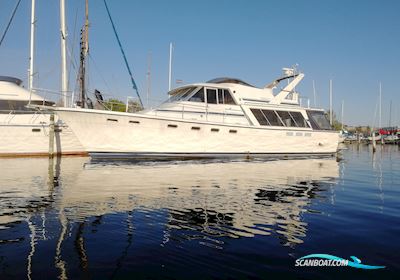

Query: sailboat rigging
left=103, top=0, right=143, bottom=108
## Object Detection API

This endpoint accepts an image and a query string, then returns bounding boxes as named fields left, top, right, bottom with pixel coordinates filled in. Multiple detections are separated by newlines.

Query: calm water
left=0, top=144, right=399, bottom=279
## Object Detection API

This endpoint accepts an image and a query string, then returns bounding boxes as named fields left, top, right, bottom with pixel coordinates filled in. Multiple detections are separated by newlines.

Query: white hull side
left=56, top=109, right=339, bottom=158
left=0, top=113, right=85, bottom=157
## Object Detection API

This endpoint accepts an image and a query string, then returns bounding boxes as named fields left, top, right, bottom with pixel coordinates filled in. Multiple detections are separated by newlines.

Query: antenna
left=168, top=42, right=173, bottom=91
left=146, top=51, right=152, bottom=108
left=329, top=79, right=333, bottom=126
left=312, top=80, right=316, bottom=107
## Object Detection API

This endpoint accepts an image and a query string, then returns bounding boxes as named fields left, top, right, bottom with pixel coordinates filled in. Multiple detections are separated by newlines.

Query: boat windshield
left=0, top=100, right=53, bottom=113
left=306, top=110, right=332, bottom=130
left=169, top=87, right=197, bottom=102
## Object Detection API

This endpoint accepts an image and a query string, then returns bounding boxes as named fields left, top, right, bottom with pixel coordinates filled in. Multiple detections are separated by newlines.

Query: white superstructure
left=53, top=69, right=339, bottom=159
left=0, top=76, right=85, bottom=156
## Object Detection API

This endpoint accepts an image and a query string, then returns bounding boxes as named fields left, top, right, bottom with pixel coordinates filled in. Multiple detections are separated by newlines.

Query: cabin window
left=217, top=89, right=236, bottom=105
left=250, top=109, right=270, bottom=125
left=307, top=111, right=332, bottom=130
left=276, top=111, right=294, bottom=127
left=262, top=110, right=284, bottom=126
left=251, top=108, right=310, bottom=128
left=206, top=88, right=217, bottom=104
left=188, top=88, right=205, bottom=102
left=224, top=90, right=236, bottom=105
left=290, top=111, right=309, bottom=128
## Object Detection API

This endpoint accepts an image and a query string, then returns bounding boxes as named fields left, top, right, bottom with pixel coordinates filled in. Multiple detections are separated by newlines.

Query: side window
left=290, top=111, right=309, bottom=128
left=216, top=89, right=236, bottom=105
left=224, top=90, right=236, bottom=105
left=276, top=111, right=293, bottom=127
left=262, top=110, right=284, bottom=126
left=0, top=100, right=29, bottom=111
left=250, top=109, right=270, bottom=125
left=206, top=88, right=217, bottom=104
left=188, top=88, right=205, bottom=102
left=251, top=108, right=310, bottom=128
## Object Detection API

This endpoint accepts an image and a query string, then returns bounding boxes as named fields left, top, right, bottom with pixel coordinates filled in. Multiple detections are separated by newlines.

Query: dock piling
left=372, top=134, right=376, bottom=153
left=49, top=114, right=55, bottom=158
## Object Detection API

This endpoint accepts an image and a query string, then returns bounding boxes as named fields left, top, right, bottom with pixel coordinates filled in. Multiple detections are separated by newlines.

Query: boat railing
left=0, top=109, right=50, bottom=124
left=30, top=87, right=73, bottom=106
left=299, top=97, right=311, bottom=108
left=0, top=109, right=45, bottom=114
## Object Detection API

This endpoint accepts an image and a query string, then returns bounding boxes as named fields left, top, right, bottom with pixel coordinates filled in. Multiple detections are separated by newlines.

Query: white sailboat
left=0, top=76, right=85, bottom=156
left=0, top=0, right=87, bottom=157
left=51, top=68, right=340, bottom=159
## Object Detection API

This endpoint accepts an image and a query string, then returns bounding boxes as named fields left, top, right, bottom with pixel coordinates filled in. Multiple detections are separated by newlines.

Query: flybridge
left=0, top=76, right=23, bottom=85
left=167, top=68, right=304, bottom=106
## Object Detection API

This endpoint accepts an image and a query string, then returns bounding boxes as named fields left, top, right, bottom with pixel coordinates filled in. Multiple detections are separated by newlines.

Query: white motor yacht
left=51, top=69, right=339, bottom=159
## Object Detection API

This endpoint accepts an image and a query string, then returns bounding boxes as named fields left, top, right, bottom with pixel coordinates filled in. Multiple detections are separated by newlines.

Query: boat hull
left=55, top=108, right=339, bottom=159
left=0, top=113, right=86, bottom=157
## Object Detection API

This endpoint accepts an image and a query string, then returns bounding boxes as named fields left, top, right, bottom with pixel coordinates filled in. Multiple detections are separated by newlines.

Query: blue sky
left=1, top=0, right=399, bottom=126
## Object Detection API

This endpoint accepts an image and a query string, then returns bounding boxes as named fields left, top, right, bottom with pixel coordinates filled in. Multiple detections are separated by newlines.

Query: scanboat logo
left=295, top=254, right=385, bottom=269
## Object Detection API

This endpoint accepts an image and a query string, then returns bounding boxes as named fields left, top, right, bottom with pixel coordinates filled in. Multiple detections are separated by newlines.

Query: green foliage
left=103, top=98, right=126, bottom=112
left=127, top=100, right=143, bottom=112
left=102, top=98, right=143, bottom=112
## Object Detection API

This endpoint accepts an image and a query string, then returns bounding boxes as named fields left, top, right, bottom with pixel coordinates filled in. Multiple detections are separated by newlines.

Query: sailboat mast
left=29, top=0, right=36, bottom=92
left=341, top=100, right=344, bottom=130
left=379, top=82, right=382, bottom=128
left=79, top=0, right=89, bottom=108
left=60, top=0, right=68, bottom=107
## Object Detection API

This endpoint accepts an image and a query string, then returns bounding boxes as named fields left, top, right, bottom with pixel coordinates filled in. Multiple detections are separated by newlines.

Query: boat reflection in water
left=0, top=157, right=339, bottom=278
